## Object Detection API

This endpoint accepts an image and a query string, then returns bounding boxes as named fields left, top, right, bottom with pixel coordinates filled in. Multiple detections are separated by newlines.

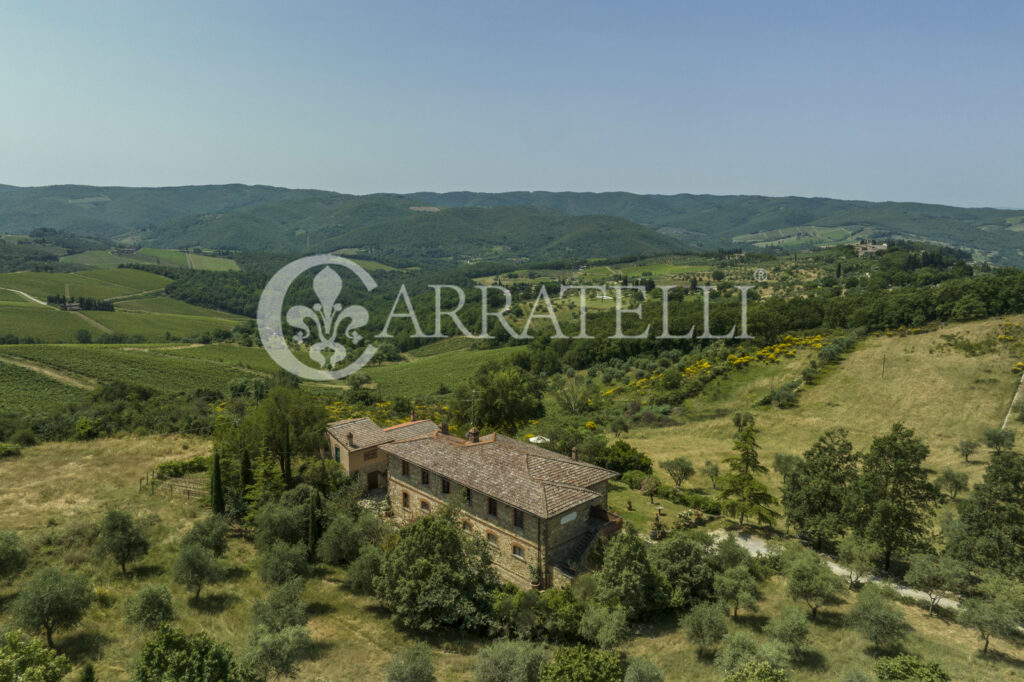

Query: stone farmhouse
left=323, top=418, right=622, bottom=588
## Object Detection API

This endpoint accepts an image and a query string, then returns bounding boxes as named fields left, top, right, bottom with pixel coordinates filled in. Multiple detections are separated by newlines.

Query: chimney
left=468, top=426, right=480, bottom=443
left=571, top=446, right=578, bottom=461
left=346, top=432, right=354, bottom=447
left=440, top=422, right=449, bottom=435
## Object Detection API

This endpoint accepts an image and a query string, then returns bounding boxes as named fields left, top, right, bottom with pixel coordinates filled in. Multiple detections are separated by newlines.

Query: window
left=421, top=469, right=430, bottom=485
left=334, top=446, right=341, bottom=462
left=465, top=488, right=472, bottom=504
left=486, top=533, right=497, bottom=546
left=488, top=497, right=498, bottom=516
left=462, top=521, right=472, bottom=533
left=402, top=492, right=409, bottom=508
left=401, top=461, right=409, bottom=476
left=420, top=500, right=430, bottom=512
left=513, top=509, right=524, bottom=528
left=363, top=451, right=376, bottom=461
left=512, top=545, right=525, bottom=560
left=441, top=478, right=450, bottom=494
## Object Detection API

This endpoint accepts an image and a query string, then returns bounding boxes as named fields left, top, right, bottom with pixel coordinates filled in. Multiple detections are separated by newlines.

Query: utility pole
left=881, top=354, right=886, bottom=379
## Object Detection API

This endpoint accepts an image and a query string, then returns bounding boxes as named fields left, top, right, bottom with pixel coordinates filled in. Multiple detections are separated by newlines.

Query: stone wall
left=386, top=455, right=542, bottom=589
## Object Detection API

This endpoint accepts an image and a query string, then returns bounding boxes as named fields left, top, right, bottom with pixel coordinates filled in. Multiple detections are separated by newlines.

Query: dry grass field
left=624, top=315, right=1024, bottom=494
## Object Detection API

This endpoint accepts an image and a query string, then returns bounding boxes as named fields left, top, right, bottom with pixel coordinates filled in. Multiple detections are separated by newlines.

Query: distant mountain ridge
left=1, top=184, right=1022, bottom=264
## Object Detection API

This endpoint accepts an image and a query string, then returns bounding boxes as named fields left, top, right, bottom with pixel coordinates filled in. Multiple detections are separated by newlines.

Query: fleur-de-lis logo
left=286, top=267, right=369, bottom=369
left=258, top=255, right=378, bottom=381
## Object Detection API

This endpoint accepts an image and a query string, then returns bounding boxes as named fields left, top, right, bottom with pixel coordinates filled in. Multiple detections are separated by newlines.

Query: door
left=366, top=471, right=380, bottom=490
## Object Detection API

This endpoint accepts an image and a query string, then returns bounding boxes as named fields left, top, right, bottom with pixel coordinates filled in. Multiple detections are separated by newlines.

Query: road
left=710, top=529, right=960, bottom=611
left=1, top=287, right=48, bottom=306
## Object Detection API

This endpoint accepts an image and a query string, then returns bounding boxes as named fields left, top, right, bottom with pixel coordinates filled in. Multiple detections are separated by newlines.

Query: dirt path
left=71, top=311, right=114, bottom=335
left=0, top=354, right=97, bottom=390
left=710, top=529, right=960, bottom=611
left=185, top=251, right=196, bottom=269
left=0, top=287, right=48, bottom=306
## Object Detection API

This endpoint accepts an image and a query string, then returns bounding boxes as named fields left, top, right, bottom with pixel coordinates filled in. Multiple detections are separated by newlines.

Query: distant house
left=381, top=425, right=621, bottom=589
left=323, top=417, right=438, bottom=490
left=855, top=241, right=888, bottom=256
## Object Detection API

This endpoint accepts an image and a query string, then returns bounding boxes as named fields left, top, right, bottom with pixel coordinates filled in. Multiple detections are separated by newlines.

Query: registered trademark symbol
left=754, top=268, right=768, bottom=282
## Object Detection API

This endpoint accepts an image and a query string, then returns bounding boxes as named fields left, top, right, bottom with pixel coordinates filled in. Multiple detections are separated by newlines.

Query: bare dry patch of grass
left=0, top=435, right=210, bottom=531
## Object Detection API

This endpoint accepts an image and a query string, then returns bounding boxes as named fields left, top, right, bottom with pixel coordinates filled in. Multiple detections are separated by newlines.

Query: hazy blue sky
left=1, top=1, right=1021, bottom=207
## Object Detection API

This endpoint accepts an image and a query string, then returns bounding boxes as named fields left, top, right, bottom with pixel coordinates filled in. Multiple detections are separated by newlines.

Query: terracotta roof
left=325, top=418, right=391, bottom=451
left=380, top=433, right=617, bottom=518
left=382, top=420, right=439, bottom=441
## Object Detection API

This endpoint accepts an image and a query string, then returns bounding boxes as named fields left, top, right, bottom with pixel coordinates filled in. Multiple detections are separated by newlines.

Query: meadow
left=620, top=315, right=1024, bottom=497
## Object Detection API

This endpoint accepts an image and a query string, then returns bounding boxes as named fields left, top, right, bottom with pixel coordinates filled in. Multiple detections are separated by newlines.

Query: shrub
left=847, top=584, right=906, bottom=653
left=387, top=642, right=435, bottom=682
left=257, top=540, right=309, bottom=585
left=0, top=442, right=22, bottom=458
left=316, top=514, right=361, bottom=565
left=578, top=603, right=628, bottom=648
left=125, top=584, right=175, bottom=630
left=0, top=530, right=29, bottom=582
left=620, top=470, right=648, bottom=490
left=183, top=515, right=230, bottom=557
left=252, top=578, right=307, bottom=632
left=873, top=654, right=950, bottom=681
left=681, top=601, right=728, bottom=654
left=623, top=658, right=664, bottom=682
left=539, top=645, right=622, bottom=682
left=347, top=545, right=384, bottom=595
left=155, top=455, right=209, bottom=480
left=473, top=639, right=549, bottom=682
left=253, top=502, right=306, bottom=550
left=0, top=630, right=71, bottom=681
left=240, top=624, right=312, bottom=681
left=765, top=605, right=809, bottom=654
left=132, top=626, right=238, bottom=682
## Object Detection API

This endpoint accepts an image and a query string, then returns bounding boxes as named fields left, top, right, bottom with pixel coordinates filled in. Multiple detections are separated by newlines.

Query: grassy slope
left=1, top=437, right=1019, bottom=681
left=0, top=269, right=171, bottom=300
left=366, top=346, right=518, bottom=398
left=0, top=437, right=480, bottom=681
left=622, top=316, right=1023, bottom=494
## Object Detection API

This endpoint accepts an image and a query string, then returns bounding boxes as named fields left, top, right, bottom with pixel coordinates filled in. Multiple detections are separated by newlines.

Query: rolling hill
left=2, top=184, right=1024, bottom=263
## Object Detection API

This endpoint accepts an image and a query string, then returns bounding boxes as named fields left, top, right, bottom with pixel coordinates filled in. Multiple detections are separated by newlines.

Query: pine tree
left=210, top=452, right=225, bottom=515
left=719, top=424, right=777, bottom=526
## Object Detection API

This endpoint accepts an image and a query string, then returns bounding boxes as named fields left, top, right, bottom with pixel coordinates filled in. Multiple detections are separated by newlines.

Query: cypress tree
left=307, top=492, right=321, bottom=559
left=210, top=452, right=225, bottom=515
left=240, top=448, right=253, bottom=487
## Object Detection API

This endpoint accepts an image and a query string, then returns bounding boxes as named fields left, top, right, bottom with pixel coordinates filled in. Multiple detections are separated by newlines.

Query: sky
left=0, top=1, right=1021, bottom=207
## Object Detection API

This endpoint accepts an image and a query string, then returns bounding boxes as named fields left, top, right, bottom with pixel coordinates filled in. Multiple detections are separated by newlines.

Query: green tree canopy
left=852, top=423, right=938, bottom=570
left=0, top=630, right=71, bottom=682
left=782, top=429, right=859, bottom=548
left=374, top=505, right=498, bottom=632
left=452, top=365, right=545, bottom=434
left=11, top=568, right=92, bottom=648
left=596, top=528, right=666, bottom=620
left=95, top=509, right=150, bottom=576
left=132, top=626, right=239, bottom=682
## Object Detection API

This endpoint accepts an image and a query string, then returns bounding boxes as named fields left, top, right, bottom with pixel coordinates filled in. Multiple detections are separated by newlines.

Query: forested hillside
left=3, top=184, right=1024, bottom=264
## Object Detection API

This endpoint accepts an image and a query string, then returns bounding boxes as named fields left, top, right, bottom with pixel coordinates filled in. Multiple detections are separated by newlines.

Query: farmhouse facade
left=324, top=419, right=621, bottom=588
